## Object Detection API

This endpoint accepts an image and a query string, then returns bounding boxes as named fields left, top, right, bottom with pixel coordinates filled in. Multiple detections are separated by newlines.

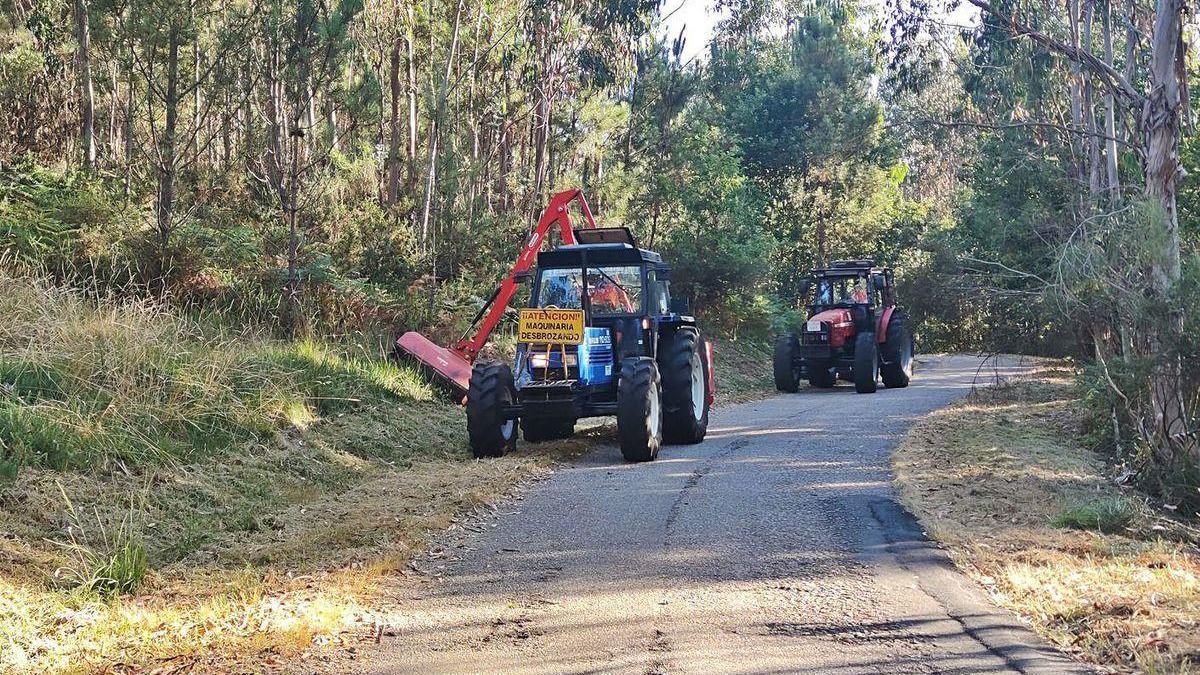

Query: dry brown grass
left=894, top=368, right=1200, bottom=673
left=0, top=409, right=598, bottom=673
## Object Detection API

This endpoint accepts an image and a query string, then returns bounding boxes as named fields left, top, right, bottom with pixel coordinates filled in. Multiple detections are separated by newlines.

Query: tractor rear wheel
left=773, top=334, right=802, bottom=393
left=808, top=358, right=835, bottom=388
left=853, top=332, right=879, bottom=394
left=617, top=358, right=663, bottom=462
left=880, top=311, right=914, bottom=389
left=466, top=362, right=518, bottom=458
left=521, top=417, right=575, bottom=443
left=662, top=329, right=710, bottom=444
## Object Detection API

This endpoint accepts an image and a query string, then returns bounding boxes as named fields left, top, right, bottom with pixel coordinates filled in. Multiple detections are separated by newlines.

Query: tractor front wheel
left=466, top=362, right=518, bottom=458
left=853, top=332, right=879, bottom=394
left=521, top=417, right=575, bottom=443
left=773, top=334, right=802, bottom=393
left=880, top=311, right=914, bottom=389
left=662, top=329, right=710, bottom=444
left=617, top=358, right=663, bottom=462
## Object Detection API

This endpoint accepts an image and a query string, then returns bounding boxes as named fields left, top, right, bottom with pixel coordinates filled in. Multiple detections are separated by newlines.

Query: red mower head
left=396, top=331, right=474, bottom=395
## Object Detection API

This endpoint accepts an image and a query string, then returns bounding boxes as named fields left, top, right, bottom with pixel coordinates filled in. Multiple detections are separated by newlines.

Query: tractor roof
left=809, top=259, right=888, bottom=278
left=539, top=243, right=662, bottom=267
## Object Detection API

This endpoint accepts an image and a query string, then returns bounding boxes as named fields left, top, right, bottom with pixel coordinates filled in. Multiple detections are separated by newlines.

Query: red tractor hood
left=808, top=308, right=853, bottom=327
left=806, top=308, right=855, bottom=348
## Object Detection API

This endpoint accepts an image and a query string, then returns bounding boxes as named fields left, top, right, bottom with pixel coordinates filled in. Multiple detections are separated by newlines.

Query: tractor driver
left=850, top=278, right=869, bottom=304
left=588, top=274, right=634, bottom=314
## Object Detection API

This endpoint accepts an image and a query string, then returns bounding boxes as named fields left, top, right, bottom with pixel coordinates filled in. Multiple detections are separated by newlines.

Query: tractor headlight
left=529, top=352, right=577, bottom=369
left=806, top=319, right=823, bottom=332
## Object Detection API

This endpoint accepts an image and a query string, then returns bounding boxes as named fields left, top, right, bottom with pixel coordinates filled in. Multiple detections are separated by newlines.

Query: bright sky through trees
left=658, top=0, right=726, bottom=62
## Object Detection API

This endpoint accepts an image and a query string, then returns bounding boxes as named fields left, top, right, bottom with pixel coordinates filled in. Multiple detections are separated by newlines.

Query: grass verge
left=0, top=270, right=773, bottom=673
left=713, top=338, right=775, bottom=405
left=893, top=367, right=1200, bottom=673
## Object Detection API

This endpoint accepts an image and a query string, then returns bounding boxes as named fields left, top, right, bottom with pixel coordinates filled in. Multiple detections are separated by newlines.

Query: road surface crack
left=662, top=438, right=748, bottom=545
left=643, top=628, right=673, bottom=674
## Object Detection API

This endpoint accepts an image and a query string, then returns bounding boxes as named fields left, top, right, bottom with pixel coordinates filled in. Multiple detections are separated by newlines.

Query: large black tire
left=853, top=332, right=879, bottom=394
left=880, top=311, right=914, bottom=389
left=661, top=329, right=710, bottom=444
left=617, top=358, right=663, bottom=462
left=521, top=417, right=575, bottom=442
left=466, top=362, right=518, bottom=458
left=773, top=334, right=801, bottom=393
left=808, top=358, right=836, bottom=388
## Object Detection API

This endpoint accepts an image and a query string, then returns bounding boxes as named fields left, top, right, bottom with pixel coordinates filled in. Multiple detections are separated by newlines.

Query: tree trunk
left=107, top=62, right=118, bottom=162
left=285, top=129, right=302, bottom=335
left=405, top=1, right=418, bottom=225
left=191, top=4, right=200, bottom=165
left=222, top=89, right=233, bottom=168
left=1141, top=0, right=1194, bottom=467
left=386, top=35, right=403, bottom=206
left=419, top=0, right=464, bottom=253
left=1082, top=0, right=1102, bottom=200
left=123, top=19, right=134, bottom=197
left=74, top=0, right=96, bottom=171
left=155, top=25, right=181, bottom=285
left=1103, top=0, right=1120, bottom=200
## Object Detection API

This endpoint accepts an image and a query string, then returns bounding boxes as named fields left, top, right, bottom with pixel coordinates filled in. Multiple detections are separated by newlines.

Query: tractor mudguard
left=876, top=306, right=896, bottom=344
left=705, top=339, right=716, bottom=405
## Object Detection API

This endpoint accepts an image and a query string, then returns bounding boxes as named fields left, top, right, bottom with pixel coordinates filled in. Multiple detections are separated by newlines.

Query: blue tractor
left=465, top=227, right=714, bottom=462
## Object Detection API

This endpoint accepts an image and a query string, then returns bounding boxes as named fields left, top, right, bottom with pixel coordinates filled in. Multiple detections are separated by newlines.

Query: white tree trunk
left=1141, top=0, right=1194, bottom=466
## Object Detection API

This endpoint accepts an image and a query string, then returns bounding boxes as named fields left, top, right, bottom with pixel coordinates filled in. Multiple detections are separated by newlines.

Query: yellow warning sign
left=518, top=309, right=585, bottom=345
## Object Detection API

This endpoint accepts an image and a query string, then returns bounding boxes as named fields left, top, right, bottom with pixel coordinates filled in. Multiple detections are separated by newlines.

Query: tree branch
left=912, top=117, right=1142, bottom=153
left=965, top=0, right=1143, bottom=106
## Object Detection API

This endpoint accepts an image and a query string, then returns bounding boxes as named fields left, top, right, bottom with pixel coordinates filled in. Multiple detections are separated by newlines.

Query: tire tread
left=661, top=329, right=710, bottom=444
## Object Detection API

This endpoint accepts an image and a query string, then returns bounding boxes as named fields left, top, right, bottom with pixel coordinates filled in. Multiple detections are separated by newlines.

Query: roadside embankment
left=894, top=365, right=1200, bottom=673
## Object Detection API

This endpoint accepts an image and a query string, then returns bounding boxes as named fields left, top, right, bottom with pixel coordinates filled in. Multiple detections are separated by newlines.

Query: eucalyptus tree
left=888, top=0, right=1198, bottom=485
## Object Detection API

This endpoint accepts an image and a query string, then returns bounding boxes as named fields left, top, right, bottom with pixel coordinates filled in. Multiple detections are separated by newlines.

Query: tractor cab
left=803, top=260, right=895, bottom=334
left=517, top=228, right=675, bottom=394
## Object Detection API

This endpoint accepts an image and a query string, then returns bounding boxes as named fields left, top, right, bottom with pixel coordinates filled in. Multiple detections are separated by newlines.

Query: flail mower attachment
left=396, top=330, right=474, bottom=394
left=395, top=189, right=599, bottom=396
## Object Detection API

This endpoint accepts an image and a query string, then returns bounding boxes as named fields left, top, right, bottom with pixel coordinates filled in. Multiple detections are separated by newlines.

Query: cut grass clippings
left=893, top=367, right=1200, bottom=673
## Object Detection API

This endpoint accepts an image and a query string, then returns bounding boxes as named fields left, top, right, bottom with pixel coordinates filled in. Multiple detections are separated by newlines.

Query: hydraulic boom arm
left=396, top=189, right=598, bottom=393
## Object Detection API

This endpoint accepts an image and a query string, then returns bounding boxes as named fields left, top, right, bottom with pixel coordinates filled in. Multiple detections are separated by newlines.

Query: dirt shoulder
left=893, top=365, right=1200, bottom=673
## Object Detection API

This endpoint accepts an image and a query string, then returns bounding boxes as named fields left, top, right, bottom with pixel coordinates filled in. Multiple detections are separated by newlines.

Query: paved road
left=360, top=355, right=1088, bottom=675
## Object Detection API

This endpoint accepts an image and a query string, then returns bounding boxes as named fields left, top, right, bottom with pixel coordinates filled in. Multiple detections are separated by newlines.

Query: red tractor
left=773, top=260, right=914, bottom=394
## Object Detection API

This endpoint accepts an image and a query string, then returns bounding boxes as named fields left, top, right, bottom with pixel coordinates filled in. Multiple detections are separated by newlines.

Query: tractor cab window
left=537, top=268, right=584, bottom=309
left=536, top=266, right=642, bottom=316
left=814, top=276, right=873, bottom=306
left=587, top=266, right=641, bottom=315
left=647, top=270, right=669, bottom=315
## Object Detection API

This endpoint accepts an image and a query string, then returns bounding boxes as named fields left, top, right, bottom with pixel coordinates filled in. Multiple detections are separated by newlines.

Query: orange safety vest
left=591, top=283, right=633, bottom=312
